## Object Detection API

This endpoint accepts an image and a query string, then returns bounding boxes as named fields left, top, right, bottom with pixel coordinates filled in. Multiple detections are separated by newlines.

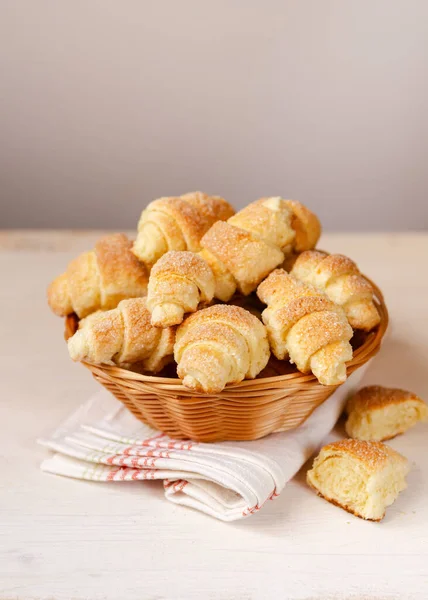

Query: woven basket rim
left=64, top=275, right=388, bottom=392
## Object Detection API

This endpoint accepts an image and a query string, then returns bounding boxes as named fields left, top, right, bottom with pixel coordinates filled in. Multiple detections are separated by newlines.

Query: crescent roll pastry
left=201, top=197, right=321, bottom=299
left=291, top=251, right=380, bottom=331
left=345, top=385, right=428, bottom=441
left=67, top=297, right=175, bottom=372
left=307, top=439, right=409, bottom=521
left=132, top=192, right=234, bottom=268
left=147, top=251, right=215, bottom=327
left=227, top=197, right=296, bottom=253
left=146, top=198, right=321, bottom=327
left=47, top=233, right=148, bottom=319
left=174, top=304, right=270, bottom=393
left=257, top=270, right=353, bottom=385
left=200, top=221, right=285, bottom=298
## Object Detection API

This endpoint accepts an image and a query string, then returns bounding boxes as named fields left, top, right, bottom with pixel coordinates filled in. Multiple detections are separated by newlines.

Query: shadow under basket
left=65, top=282, right=388, bottom=442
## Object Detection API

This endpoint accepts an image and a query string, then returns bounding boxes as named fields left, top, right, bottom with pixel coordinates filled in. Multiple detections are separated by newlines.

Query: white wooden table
left=1, top=231, right=427, bottom=600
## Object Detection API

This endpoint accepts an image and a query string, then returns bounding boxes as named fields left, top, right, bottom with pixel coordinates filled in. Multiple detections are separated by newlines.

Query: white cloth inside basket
left=38, top=365, right=369, bottom=521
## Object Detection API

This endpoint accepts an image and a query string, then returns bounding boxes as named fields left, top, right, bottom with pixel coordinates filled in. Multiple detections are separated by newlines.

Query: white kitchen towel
left=39, top=366, right=368, bottom=521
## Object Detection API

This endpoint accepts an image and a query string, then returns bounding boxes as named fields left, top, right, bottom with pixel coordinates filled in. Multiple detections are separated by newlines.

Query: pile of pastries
left=47, top=193, right=428, bottom=521
left=47, top=191, right=382, bottom=393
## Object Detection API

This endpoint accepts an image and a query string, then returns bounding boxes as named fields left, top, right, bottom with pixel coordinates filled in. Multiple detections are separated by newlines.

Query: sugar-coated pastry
left=345, top=385, right=428, bottom=441
left=132, top=192, right=234, bottom=268
left=47, top=233, right=148, bottom=319
left=202, top=197, right=321, bottom=298
left=227, top=197, right=296, bottom=253
left=68, top=297, right=175, bottom=372
left=200, top=220, right=285, bottom=297
left=174, top=304, right=270, bottom=393
left=147, top=251, right=215, bottom=327
left=257, top=270, right=353, bottom=385
left=291, top=250, right=380, bottom=331
left=307, top=439, right=409, bottom=521
left=145, top=198, right=321, bottom=327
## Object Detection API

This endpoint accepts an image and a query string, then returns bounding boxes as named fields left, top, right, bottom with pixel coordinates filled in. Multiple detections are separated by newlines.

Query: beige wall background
left=1, top=0, right=428, bottom=230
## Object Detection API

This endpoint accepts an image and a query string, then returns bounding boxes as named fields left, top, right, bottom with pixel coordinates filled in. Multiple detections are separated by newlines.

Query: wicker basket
left=64, top=281, right=388, bottom=442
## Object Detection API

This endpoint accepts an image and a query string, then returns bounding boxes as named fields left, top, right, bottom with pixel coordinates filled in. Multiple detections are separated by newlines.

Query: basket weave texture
left=65, top=280, right=388, bottom=442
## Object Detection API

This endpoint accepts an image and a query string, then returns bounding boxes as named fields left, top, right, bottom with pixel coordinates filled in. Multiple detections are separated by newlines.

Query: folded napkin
left=39, top=366, right=368, bottom=521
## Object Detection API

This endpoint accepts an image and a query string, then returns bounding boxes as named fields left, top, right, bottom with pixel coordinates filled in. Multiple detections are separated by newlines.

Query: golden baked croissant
left=257, top=270, right=353, bottom=385
left=132, top=192, right=234, bottom=268
left=174, top=304, right=270, bottom=393
left=147, top=251, right=215, bottom=327
left=291, top=250, right=380, bottom=331
left=307, top=439, right=409, bottom=521
left=147, top=198, right=321, bottom=326
left=201, top=197, right=321, bottom=298
left=68, top=297, right=175, bottom=372
left=47, top=233, right=148, bottom=319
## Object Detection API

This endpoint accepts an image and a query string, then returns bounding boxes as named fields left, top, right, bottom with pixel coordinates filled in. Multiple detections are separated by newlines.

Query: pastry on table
left=345, top=385, right=428, bottom=441
left=174, top=304, right=270, bottom=393
left=68, top=297, right=175, bottom=373
left=291, top=250, right=380, bottom=331
left=146, top=198, right=321, bottom=327
left=132, top=192, right=234, bottom=268
left=306, top=439, right=409, bottom=521
left=257, top=270, right=353, bottom=385
left=47, top=233, right=148, bottom=319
